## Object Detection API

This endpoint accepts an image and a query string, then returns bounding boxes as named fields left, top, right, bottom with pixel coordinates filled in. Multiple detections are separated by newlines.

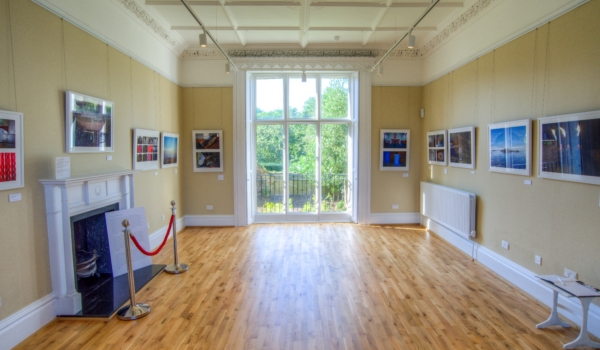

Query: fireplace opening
left=66, top=203, right=166, bottom=318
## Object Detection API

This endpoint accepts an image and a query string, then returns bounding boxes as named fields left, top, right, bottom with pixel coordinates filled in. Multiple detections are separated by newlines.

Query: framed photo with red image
left=0, top=110, right=24, bottom=191
left=132, top=129, right=160, bottom=170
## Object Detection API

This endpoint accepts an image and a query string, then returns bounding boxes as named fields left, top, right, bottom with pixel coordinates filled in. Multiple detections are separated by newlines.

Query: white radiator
left=420, top=182, right=476, bottom=239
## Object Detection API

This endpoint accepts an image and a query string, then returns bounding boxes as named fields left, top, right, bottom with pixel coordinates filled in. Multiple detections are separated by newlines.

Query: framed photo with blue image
left=161, top=132, right=179, bottom=168
left=380, top=129, right=409, bottom=171
left=538, top=110, right=600, bottom=185
left=488, top=119, right=531, bottom=176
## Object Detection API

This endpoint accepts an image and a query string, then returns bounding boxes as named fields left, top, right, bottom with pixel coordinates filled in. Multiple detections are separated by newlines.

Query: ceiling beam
left=218, top=0, right=246, bottom=46
left=147, top=0, right=462, bottom=8
left=362, top=0, right=392, bottom=46
left=299, top=0, right=311, bottom=48
left=172, top=25, right=437, bottom=31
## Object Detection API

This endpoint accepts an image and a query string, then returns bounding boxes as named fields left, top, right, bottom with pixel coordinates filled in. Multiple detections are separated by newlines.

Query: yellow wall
left=371, top=86, right=422, bottom=213
left=0, top=0, right=182, bottom=321
left=421, top=0, right=600, bottom=288
left=181, top=87, right=234, bottom=216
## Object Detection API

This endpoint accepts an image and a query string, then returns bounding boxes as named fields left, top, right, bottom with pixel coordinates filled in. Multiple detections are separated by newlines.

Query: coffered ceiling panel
left=145, top=0, right=466, bottom=49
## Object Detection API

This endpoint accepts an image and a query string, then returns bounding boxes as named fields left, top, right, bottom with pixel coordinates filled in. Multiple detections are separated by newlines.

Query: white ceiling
left=145, top=0, right=465, bottom=50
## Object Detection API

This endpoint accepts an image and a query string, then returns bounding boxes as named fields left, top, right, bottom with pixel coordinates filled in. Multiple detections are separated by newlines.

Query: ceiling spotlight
left=302, top=71, right=307, bottom=82
left=226, top=62, right=231, bottom=74
left=408, top=33, right=416, bottom=49
left=377, top=65, right=383, bottom=77
left=199, top=32, right=207, bottom=48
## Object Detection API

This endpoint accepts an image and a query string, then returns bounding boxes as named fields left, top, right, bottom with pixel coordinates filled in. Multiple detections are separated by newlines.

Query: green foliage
left=256, top=125, right=283, bottom=169
left=322, top=79, right=348, bottom=119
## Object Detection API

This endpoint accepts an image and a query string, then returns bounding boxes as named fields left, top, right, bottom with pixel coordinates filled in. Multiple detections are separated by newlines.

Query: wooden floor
left=16, top=224, right=597, bottom=349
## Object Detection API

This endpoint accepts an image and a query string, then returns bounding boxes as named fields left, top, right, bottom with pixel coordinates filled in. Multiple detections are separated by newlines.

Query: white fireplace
left=40, top=170, right=137, bottom=315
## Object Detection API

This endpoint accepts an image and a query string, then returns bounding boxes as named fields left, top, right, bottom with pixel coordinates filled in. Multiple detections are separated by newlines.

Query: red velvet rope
left=129, top=214, right=174, bottom=256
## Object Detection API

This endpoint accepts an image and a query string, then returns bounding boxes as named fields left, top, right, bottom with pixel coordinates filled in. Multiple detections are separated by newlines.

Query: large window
left=252, top=73, right=355, bottom=222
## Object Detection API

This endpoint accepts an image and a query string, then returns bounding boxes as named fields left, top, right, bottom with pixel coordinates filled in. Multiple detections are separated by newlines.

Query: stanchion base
left=164, top=263, right=189, bottom=274
left=116, top=303, right=150, bottom=320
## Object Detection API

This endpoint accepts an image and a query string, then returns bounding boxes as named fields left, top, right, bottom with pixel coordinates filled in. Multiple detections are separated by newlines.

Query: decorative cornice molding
left=419, top=0, right=498, bottom=56
left=116, top=0, right=186, bottom=55
left=182, top=49, right=225, bottom=58
left=228, top=49, right=381, bottom=58
left=182, top=48, right=421, bottom=61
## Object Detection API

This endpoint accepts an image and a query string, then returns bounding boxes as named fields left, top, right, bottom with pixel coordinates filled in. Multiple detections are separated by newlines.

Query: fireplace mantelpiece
left=40, top=170, right=137, bottom=315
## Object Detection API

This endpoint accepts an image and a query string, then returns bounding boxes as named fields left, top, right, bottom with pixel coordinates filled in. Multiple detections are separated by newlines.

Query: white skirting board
left=184, top=215, right=236, bottom=227
left=369, top=212, right=421, bottom=225
left=149, top=217, right=186, bottom=249
left=0, top=294, right=56, bottom=350
left=424, top=217, right=600, bottom=338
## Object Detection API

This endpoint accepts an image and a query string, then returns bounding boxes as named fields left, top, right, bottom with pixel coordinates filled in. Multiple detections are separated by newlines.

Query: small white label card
left=105, top=207, right=152, bottom=276
left=55, top=157, right=71, bottom=179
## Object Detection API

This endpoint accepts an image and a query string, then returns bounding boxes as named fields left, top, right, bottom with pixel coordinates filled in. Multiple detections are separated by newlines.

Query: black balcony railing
left=257, top=173, right=348, bottom=213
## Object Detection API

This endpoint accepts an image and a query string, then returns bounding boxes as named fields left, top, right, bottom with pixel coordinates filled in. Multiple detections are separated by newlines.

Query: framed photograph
left=65, top=91, right=114, bottom=153
left=132, top=129, right=160, bottom=170
left=380, top=129, right=409, bottom=171
left=448, top=126, right=475, bottom=169
left=427, top=130, right=447, bottom=166
left=488, top=119, right=531, bottom=176
left=0, top=110, right=24, bottom=191
left=193, top=130, right=222, bottom=172
left=161, top=132, right=179, bottom=168
left=538, top=110, right=600, bottom=185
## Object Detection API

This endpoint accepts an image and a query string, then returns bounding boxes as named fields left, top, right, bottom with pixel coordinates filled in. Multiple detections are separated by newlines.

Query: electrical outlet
left=471, top=171, right=476, bottom=174
left=218, top=175, right=224, bottom=180
left=524, top=180, right=532, bottom=185
left=564, top=268, right=577, bottom=279
left=106, top=155, right=112, bottom=161
left=154, top=172, right=158, bottom=176
left=501, top=240, right=509, bottom=250
left=162, top=215, right=165, bottom=221
left=175, top=169, right=178, bottom=174
left=147, top=223, right=150, bottom=229
left=535, top=255, right=542, bottom=265
left=206, top=205, right=214, bottom=210
left=402, top=173, right=408, bottom=178
left=444, top=169, right=448, bottom=174
left=392, top=204, right=399, bottom=209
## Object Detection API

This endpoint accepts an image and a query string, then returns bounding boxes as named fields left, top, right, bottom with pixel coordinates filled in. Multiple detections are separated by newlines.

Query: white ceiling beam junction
left=299, top=0, right=311, bottom=48
left=362, top=0, right=392, bottom=46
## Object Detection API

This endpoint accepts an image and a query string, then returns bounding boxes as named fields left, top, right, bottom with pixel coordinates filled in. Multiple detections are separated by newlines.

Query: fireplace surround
left=40, top=170, right=137, bottom=315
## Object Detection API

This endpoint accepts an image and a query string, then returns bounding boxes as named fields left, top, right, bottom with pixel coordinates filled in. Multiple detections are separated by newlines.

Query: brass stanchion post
left=165, top=200, right=189, bottom=274
left=116, top=219, right=151, bottom=320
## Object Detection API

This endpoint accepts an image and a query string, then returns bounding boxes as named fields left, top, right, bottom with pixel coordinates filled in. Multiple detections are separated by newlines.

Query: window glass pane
left=256, top=78, right=283, bottom=120
left=321, top=77, right=349, bottom=119
left=289, top=77, right=317, bottom=119
left=288, top=124, right=317, bottom=213
left=256, top=124, right=285, bottom=213
left=321, top=124, right=348, bottom=212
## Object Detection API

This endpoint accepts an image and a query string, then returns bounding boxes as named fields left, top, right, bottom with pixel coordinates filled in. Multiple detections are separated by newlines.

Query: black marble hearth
left=60, top=264, right=165, bottom=318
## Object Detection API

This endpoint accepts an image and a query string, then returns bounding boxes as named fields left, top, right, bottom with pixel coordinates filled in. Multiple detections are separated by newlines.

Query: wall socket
left=535, top=255, right=542, bottom=265
left=206, top=205, right=214, bottom=210
left=564, top=268, right=577, bottom=279
left=392, top=204, right=399, bottom=209
left=501, top=240, right=509, bottom=250
left=162, top=215, right=165, bottom=221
